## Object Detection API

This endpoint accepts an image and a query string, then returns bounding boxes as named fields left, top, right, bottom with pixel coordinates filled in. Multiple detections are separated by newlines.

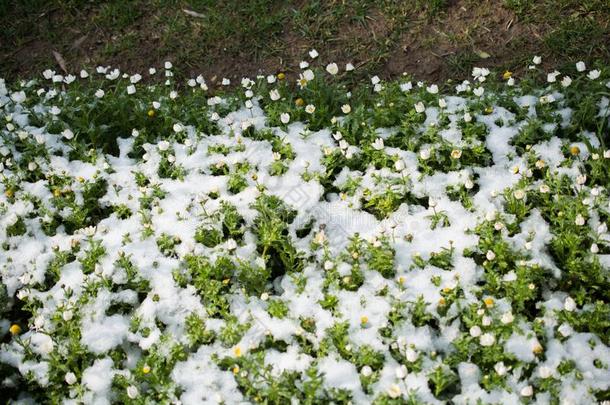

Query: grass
left=1, top=0, right=609, bottom=84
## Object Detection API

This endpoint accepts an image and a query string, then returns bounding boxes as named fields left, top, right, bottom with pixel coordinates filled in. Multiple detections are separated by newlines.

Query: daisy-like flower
left=574, top=214, right=585, bottom=226
left=305, top=104, right=316, bottom=114
left=547, top=71, right=560, bottom=83
left=470, top=325, right=482, bottom=337
left=513, top=189, right=526, bottom=200
left=280, top=113, right=290, bottom=124
left=463, top=112, right=472, bottom=122
left=65, top=372, right=77, bottom=385
left=450, top=149, right=462, bottom=159
left=127, top=386, right=139, bottom=399
left=387, top=384, right=401, bottom=399
left=561, top=76, right=572, bottom=87
left=426, top=84, right=438, bottom=94
left=158, top=141, right=170, bottom=151
left=480, top=333, right=495, bottom=346
left=473, top=87, right=485, bottom=97
left=326, top=63, right=339, bottom=75
left=127, top=85, right=136, bottom=95
left=345, top=63, right=355, bottom=71
left=309, top=49, right=319, bottom=59
left=95, top=89, right=105, bottom=98
left=372, top=138, right=384, bottom=151
left=419, top=148, right=431, bottom=160
left=486, top=250, right=496, bottom=261
left=588, top=69, right=601, bottom=80
left=576, top=61, right=586, bottom=72
left=62, top=129, right=74, bottom=140
left=341, top=104, right=351, bottom=114
left=269, top=89, right=280, bottom=101
left=520, top=386, right=533, bottom=397
left=532, top=55, right=542, bottom=65
left=414, top=102, right=425, bottom=113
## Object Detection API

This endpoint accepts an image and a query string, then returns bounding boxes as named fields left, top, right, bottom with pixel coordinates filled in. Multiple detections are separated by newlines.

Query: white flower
left=469, top=325, right=482, bottom=337
left=538, top=366, right=552, bottom=379
left=473, top=87, right=485, bottom=97
left=305, top=104, right=316, bottom=114
left=106, top=69, right=120, bottom=80
left=426, top=84, right=438, bottom=94
left=479, top=333, right=495, bottom=346
left=62, top=129, right=74, bottom=140
left=63, top=310, right=73, bottom=321
left=539, top=184, right=550, bottom=193
left=494, top=362, right=507, bottom=376
left=165, top=61, right=173, bottom=69
left=564, top=297, right=576, bottom=312
left=303, top=69, right=315, bottom=81
left=266, top=75, right=276, bottom=84
left=95, top=89, right=105, bottom=98
left=170, top=90, right=178, bottom=99
left=245, top=100, right=253, bottom=109
left=561, top=76, right=572, bottom=87
left=387, top=384, right=401, bottom=399
left=269, top=89, right=280, bottom=101
left=558, top=323, right=572, bottom=337
left=188, top=79, right=197, bottom=87
left=513, top=189, right=525, bottom=200
left=309, top=49, right=319, bottom=59
left=405, top=347, right=418, bottom=362
left=226, top=239, right=237, bottom=250
left=341, top=104, right=351, bottom=114
left=361, top=365, right=373, bottom=376
left=574, top=214, right=585, bottom=226
left=158, top=141, right=170, bottom=151
left=222, top=78, right=230, bottom=86
left=501, top=312, right=514, bottom=324
left=438, top=98, right=447, bottom=108
left=371, top=75, right=380, bottom=85
left=520, top=386, right=533, bottom=397
left=547, top=71, right=560, bottom=83
left=591, top=243, right=599, bottom=254
left=345, top=63, right=355, bottom=71
left=260, top=292, right=269, bottom=301
left=394, top=160, right=405, bottom=171
left=588, top=69, right=601, bottom=80
left=414, top=102, right=425, bottom=113
left=280, top=113, right=290, bottom=124
left=127, top=85, right=136, bottom=95
left=127, top=386, right=139, bottom=399
left=65, top=372, right=77, bottom=385
left=299, top=61, right=309, bottom=69
left=507, top=77, right=515, bottom=86
left=576, top=61, right=586, bottom=72
left=419, top=148, right=430, bottom=160
left=463, top=112, right=472, bottom=122
left=400, top=81, right=412, bottom=92
left=486, top=250, right=496, bottom=261
left=533, top=55, right=542, bottom=65
left=326, top=63, right=339, bottom=75
left=28, top=162, right=37, bottom=171
left=43, top=69, right=55, bottom=79
left=372, top=138, right=384, bottom=151
left=173, top=123, right=184, bottom=133
left=153, top=101, right=161, bottom=109
left=245, top=90, right=253, bottom=98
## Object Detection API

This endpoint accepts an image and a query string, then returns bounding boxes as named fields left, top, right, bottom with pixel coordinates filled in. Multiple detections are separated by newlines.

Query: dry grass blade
left=183, top=9, right=205, bottom=18
left=52, top=51, right=68, bottom=73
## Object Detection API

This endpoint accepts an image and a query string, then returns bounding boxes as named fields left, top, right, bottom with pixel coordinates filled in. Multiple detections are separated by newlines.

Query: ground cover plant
left=0, top=54, right=609, bottom=404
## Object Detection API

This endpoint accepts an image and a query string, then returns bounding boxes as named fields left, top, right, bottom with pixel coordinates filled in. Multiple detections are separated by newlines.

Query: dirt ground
left=1, top=0, right=609, bottom=85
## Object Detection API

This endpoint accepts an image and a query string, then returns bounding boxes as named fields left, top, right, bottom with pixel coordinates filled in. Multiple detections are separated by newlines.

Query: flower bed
left=0, top=55, right=609, bottom=404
